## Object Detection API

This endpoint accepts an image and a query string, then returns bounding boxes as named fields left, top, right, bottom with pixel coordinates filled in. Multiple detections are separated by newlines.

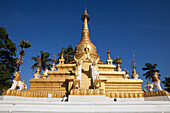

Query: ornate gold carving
left=3, top=89, right=66, bottom=98
left=70, top=89, right=105, bottom=95
left=144, top=90, right=169, bottom=97
left=13, top=71, right=21, bottom=81
left=59, top=47, right=65, bottom=65
left=107, top=92, right=144, bottom=98
left=106, top=50, right=113, bottom=65
left=131, top=68, right=139, bottom=79
left=34, top=67, right=41, bottom=78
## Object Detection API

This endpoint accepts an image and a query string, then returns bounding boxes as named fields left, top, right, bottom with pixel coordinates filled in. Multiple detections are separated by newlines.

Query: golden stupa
left=3, top=1, right=169, bottom=99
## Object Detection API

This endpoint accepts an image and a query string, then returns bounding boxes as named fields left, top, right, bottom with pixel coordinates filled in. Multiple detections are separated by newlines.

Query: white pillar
left=76, top=63, right=82, bottom=85
left=90, top=64, right=97, bottom=88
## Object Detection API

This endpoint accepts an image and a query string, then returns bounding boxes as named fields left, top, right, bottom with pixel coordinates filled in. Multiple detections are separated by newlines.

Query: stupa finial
left=117, top=53, right=119, bottom=57
left=106, top=49, right=113, bottom=65
left=131, top=54, right=139, bottom=79
left=107, top=50, right=111, bottom=59
left=61, top=47, right=64, bottom=59
left=59, top=47, right=65, bottom=64
left=51, top=53, right=56, bottom=71
left=115, top=53, right=122, bottom=71
left=34, top=67, right=41, bottom=78
left=74, top=0, right=100, bottom=64
left=131, top=54, right=137, bottom=69
left=81, top=0, right=90, bottom=21
left=85, top=0, right=87, bottom=9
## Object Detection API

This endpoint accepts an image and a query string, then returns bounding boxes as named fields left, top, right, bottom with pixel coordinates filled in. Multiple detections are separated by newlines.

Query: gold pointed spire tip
left=117, top=53, right=119, bottom=57
left=85, top=0, right=87, bottom=9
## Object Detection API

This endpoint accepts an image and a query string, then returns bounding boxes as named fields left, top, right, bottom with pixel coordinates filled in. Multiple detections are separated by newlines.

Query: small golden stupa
left=4, top=1, right=169, bottom=100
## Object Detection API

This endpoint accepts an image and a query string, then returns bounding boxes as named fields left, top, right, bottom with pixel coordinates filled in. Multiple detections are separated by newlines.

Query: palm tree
left=142, top=63, right=160, bottom=81
left=16, top=40, right=32, bottom=71
left=56, top=44, right=75, bottom=64
left=162, top=77, right=170, bottom=92
left=31, top=51, right=51, bottom=73
left=18, top=40, right=32, bottom=51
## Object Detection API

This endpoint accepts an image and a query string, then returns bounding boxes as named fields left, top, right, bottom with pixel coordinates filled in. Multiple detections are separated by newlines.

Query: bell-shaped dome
left=74, top=8, right=100, bottom=64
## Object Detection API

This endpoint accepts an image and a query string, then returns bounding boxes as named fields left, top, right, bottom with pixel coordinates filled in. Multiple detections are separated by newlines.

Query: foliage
left=142, top=63, right=160, bottom=81
left=18, top=40, right=32, bottom=50
left=162, top=77, right=170, bottom=92
left=0, top=27, right=17, bottom=95
left=56, top=44, right=75, bottom=64
left=31, top=51, right=52, bottom=73
left=17, top=40, right=32, bottom=71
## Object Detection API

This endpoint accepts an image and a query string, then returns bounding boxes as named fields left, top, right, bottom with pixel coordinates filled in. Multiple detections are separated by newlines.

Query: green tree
left=162, top=77, right=170, bottom=92
left=17, top=40, right=32, bottom=71
left=31, top=51, right=51, bottom=73
left=56, top=44, right=75, bottom=64
left=142, top=63, right=160, bottom=81
left=0, top=27, right=17, bottom=95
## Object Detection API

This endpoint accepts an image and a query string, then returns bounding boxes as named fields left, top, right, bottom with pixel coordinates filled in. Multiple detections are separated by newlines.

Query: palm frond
left=142, top=62, right=160, bottom=81
left=18, top=40, right=32, bottom=49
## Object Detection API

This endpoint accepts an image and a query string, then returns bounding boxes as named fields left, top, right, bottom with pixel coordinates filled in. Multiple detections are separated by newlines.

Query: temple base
left=0, top=96, right=170, bottom=113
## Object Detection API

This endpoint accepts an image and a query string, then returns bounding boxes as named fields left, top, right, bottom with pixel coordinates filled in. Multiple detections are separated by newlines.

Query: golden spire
left=131, top=54, right=139, bottom=79
left=74, top=0, right=100, bottom=64
left=36, top=67, right=40, bottom=73
left=51, top=53, right=56, bottom=71
left=80, top=0, right=91, bottom=44
left=59, top=47, right=65, bottom=64
left=131, top=54, right=137, bottom=69
left=34, top=67, right=41, bottom=78
left=107, top=50, right=111, bottom=60
left=115, top=53, right=122, bottom=71
left=106, top=50, right=113, bottom=65
left=61, top=47, right=64, bottom=59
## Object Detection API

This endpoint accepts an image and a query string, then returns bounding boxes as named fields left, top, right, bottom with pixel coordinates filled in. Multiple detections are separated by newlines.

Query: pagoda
left=2, top=1, right=169, bottom=102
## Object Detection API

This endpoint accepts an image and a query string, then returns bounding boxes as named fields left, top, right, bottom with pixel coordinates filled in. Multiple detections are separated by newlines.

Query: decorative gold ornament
left=131, top=68, right=139, bottom=79
left=13, top=71, right=21, bottom=81
left=124, top=68, right=129, bottom=79
left=34, top=67, right=41, bottom=78
left=51, top=53, right=56, bottom=71
left=106, top=50, right=113, bottom=65
left=59, top=47, right=65, bottom=64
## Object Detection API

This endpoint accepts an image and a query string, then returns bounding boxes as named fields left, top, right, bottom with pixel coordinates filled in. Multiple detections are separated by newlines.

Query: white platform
left=145, top=96, right=170, bottom=101
left=69, top=95, right=107, bottom=102
left=0, top=96, right=170, bottom=113
left=69, top=95, right=145, bottom=102
left=0, top=96, right=63, bottom=102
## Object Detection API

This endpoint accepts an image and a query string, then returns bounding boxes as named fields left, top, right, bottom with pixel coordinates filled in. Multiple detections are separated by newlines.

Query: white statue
left=42, top=68, right=49, bottom=78
left=9, top=71, right=27, bottom=91
left=145, top=72, right=162, bottom=92
left=75, top=81, right=79, bottom=89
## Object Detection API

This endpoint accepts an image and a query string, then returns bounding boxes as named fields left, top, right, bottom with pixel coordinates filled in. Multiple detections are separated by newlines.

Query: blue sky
left=0, top=0, right=170, bottom=89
